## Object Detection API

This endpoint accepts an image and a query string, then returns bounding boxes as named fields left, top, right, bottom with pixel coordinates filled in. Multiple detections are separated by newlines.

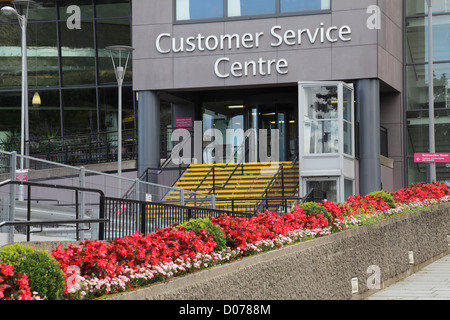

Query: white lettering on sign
left=270, top=24, right=351, bottom=46
left=155, top=22, right=352, bottom=78
left=214, top=57, right=288, bottom=78
left=156, top=32, right=265, bottom=54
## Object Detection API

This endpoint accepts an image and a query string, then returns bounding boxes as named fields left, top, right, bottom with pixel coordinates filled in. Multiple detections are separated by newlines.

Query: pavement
left=366, top=253, right=450, bottom=300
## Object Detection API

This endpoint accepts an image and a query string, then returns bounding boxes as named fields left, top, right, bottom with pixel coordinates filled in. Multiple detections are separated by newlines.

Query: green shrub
left=0, top=243, right=65, bottom=300
left=297, top=202, right=333, bottom=226
left=367, top=190, right=396, bottom=208
left=182, top=218, right=227, bottom=251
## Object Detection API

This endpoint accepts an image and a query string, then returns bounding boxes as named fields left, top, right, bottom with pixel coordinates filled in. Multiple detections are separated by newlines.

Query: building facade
left=133, top=0, right=404, bottom=202
left=1, top=0, right=450, bottom=201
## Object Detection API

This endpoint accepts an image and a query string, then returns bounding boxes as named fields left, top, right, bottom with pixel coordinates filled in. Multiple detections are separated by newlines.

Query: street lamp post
left=106, top=45, right=134, bottom=198
left=1, top=0, right=35, bottom=200
left=427, top=0, right=436, bottom=183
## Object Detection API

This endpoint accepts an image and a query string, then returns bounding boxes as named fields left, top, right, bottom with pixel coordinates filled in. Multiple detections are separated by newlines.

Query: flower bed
left=1, top=181, right=450, bottom=300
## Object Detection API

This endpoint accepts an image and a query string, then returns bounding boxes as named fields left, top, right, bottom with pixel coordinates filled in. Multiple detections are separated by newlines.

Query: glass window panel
left=306, top=179, right=337, bottom=202
left=343, top=122, right=353, bottom=156
left=406, top=0, right=450, bottom=16
left=98, top=86, right=135, bottom=133
left=0, top=92, right=21, bottom=150
left=281, top=0, right=330, bottom=13
left=303, top=86, right=338, bottom=120
left=406, top=111, right=429, bottom=155
left=0, top=23, right=21, bottom=88
left=228, top=0, right=275, bottom=17
left=202, top=100, right=244, bottom=164
left=59, top=0, right=94, bottom=20
left=96, top=18, right=132, bottom=84
left=407, top=109, right=450, bottom=156
left=344, top=179, right=354, bottom=199
left=406, top=16, right=450, bottom=64
left=407, top=157, right=428, bottom=184
left=28, top=22, right=59, bottom=88
left=62, top=88, right=98, bottom=135
left=29, top=90, right=61, bottom=140
left=304, top=119, right=339, bottom=154
left=59, top=21, right=96, bottom=86
left=176, top=0, right=223, bottom=21
left=27, top=1, right=57, bottom=21
left=95, top=0, right=130, bottom=18
left=406, top=63, right=450, bottom=110
left=343, top=86, right=352, bottom=121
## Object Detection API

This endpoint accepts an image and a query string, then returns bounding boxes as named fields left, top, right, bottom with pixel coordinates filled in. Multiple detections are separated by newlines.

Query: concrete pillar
left=138, top=91, right=160, bottom=184
left=356, top=79, right=381, bottom=195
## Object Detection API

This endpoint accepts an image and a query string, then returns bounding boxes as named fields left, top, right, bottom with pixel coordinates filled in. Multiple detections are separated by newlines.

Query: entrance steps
left=164, top=161, right=299, bottom=213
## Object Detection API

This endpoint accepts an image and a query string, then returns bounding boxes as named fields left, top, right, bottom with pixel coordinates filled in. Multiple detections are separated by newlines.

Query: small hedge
left=0, top=243, right=65, bottom=300
left=297, top=202, right=333, bottom=226
left=368, top=190, right=396, bottom=208
left=182, top=218, right=227, bottom=251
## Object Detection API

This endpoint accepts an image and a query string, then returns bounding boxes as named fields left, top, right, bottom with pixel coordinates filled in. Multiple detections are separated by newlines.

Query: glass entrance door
left=245, top=94, right=297, bottom=162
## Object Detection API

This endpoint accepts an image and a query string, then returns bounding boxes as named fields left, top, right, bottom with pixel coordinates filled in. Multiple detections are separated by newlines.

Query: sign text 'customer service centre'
left=155, top=22, right=352, bottom=78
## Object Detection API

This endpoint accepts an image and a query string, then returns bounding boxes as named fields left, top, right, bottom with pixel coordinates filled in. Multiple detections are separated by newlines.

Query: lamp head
left=1, top=6, right=19, bottom=16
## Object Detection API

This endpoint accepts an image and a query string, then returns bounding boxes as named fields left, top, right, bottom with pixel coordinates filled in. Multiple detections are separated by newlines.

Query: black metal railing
left=0, top=180, right=108, bottom=241
left=215, top=189, right=327, bottom=215
left=102, top=197, right=252, bottom=240
left=0, top=129, right=137, bottom=170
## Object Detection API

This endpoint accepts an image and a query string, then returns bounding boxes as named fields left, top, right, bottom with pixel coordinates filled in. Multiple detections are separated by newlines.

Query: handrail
left=0, top=179, right=107, bottom=241
left=0, top=219, right=109, bottom=228
left=0, top=179, right=105, bottom=197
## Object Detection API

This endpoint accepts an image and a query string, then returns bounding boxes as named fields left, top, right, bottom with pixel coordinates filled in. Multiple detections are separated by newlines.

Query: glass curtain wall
left=405, top=0, right=450, bottom=185
left=0, top=0, right=134, bottom=157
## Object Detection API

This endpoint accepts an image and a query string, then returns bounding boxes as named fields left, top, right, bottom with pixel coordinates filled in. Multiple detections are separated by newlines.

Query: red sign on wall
left=414, top=153, right=450, bottom=163
left=175, top=117, right=193, bottom=128
left=15, top=169, right=29, bottom=181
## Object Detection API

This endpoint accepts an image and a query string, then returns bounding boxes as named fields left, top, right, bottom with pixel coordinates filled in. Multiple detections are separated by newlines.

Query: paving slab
left=366, top=254, right=450, bottom=300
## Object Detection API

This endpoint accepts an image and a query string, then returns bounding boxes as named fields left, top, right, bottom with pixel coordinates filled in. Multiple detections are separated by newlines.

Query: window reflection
left=98, top=86, right=135, bottom=133
left=228, top=0, right=275, bottom=17
left=59, top=0, right=94, bottom=20
left=95, top=0, right=130, bottom=18
left=0, top=24, right=21, bottom=88
left=96, top=18, right=132, bottom=84
left=406, top=16, right=450, bottom=63
left=0, top=0, right=132, bottom=149
left=176, top=0, right=223, bottom=21
left=406, top=0, right=450, bottom=16
left=303, top=86, right=339, bottom=154
left=62, top=88, right=98, bottom=136
left=60, top=21, right=96, bottom=86
left=27, top=0, right=57, bottom=21
left=29, top=90, right=61, bottom=139
left=28, top=22, right=59, bottom=87
left=406, top=63, right=450, bottom=110
left=281, top=0, right=330, bottom=13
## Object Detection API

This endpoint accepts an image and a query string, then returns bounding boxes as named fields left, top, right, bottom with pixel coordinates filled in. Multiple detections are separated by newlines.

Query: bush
left=297, top=202, right=333, bottom=226
left=182, top=218, right=227, bottom=251
left=368, top=190, right=396, bottom=208
left=0, top=244, right=65, bottom=300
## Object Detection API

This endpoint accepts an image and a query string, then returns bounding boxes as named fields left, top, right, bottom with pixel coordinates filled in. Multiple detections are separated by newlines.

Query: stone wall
left=103, top=202, right=450, bottom=300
